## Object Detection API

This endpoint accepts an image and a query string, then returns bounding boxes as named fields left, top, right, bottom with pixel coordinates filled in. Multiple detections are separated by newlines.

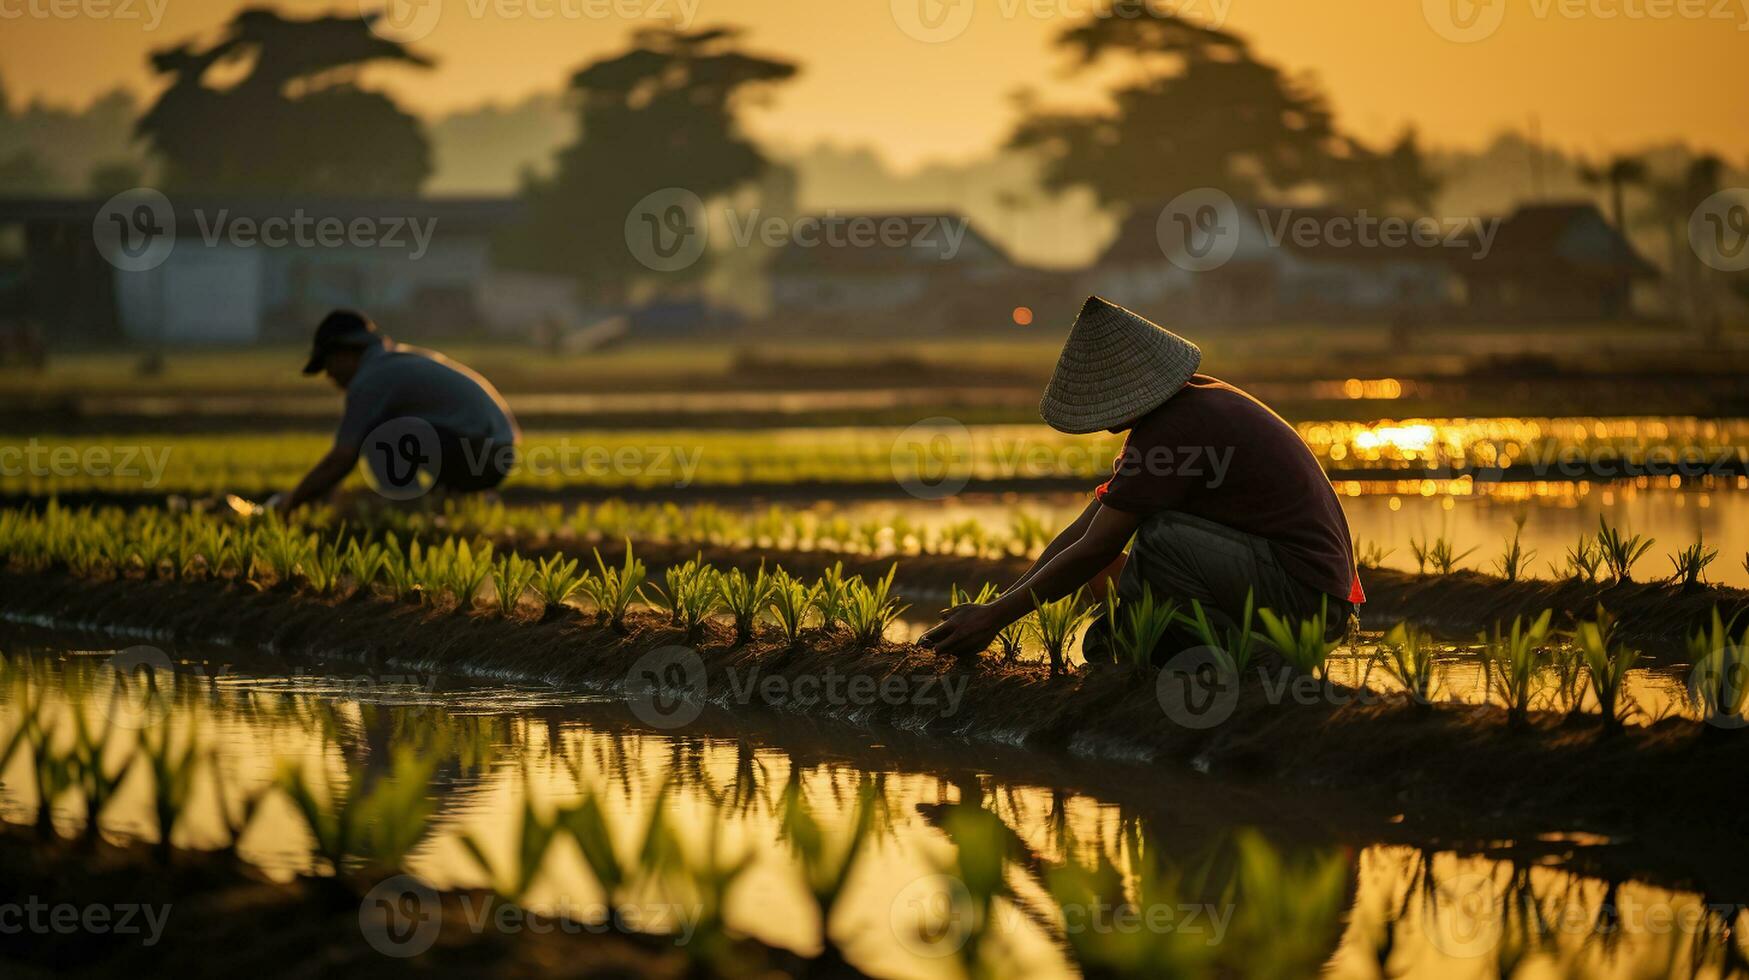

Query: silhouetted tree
left=1008, top=2, right=1438, bottom=213
left=497, top=27, right=797, bottom=298
left=1579, top=154, right=1647, bottom=232
left=136, top=8, right=433, bottom=195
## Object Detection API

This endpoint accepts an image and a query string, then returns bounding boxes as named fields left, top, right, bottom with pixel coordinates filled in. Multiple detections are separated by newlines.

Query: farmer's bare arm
left=921, top=504, right=1141, bottom=658
left=1004, top=498, right=1100, bottom=597
left=282, top=444, right=359, bottom=511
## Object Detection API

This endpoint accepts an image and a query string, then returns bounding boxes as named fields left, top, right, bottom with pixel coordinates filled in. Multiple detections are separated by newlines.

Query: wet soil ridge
left=5, top=569, right=1749, bottom=875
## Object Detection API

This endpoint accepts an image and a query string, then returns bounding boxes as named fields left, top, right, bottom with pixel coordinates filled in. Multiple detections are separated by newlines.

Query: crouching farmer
left=920, top=297, right=1362, bottom=665
left=274, top=311, right=521, bottom=511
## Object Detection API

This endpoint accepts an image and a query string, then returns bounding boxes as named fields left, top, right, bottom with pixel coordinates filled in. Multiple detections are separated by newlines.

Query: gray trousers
left=1084, top=511, right=1354, bottom=664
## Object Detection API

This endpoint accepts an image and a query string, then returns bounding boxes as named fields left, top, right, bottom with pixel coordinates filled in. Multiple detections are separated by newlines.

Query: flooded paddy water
left=2, top=644, right=1744, bottom=979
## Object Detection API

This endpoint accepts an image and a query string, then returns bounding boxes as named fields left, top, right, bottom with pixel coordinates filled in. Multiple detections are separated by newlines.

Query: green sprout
left=1479, top=609, right=1555, bottom=724
left=1596, top=516, right=1654, bottom=583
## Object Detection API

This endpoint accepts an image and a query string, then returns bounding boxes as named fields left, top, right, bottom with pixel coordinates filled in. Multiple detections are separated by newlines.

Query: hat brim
left=301, top=350, right=326, bottom=375
left=1038, top=298, right=1201, bottom=434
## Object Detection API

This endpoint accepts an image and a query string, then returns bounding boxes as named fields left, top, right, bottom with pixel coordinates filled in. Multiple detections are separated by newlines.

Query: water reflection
left=1, top=649, right=1744, bottom=978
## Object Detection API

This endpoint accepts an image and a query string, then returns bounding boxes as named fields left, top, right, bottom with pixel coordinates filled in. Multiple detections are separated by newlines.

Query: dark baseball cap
left=302, top=310, right=383, bottom=375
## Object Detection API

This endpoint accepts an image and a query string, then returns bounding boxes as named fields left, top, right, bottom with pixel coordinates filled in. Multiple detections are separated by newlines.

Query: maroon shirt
left=1094, top=375, right=1365, bottom=604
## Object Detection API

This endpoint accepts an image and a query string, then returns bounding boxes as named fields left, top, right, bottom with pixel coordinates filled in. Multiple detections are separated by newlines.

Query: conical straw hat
left=1039, top=297, right=1202, bottom=434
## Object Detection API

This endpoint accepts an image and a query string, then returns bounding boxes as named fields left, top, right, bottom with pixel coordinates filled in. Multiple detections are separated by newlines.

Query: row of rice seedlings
left=1409, top=532, right=1476, bottom=576
left=279, top=746, right=439, bottom=874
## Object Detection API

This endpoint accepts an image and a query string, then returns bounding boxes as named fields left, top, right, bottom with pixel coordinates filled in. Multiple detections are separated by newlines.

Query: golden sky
left=1, top=0, right=1745, bottom=169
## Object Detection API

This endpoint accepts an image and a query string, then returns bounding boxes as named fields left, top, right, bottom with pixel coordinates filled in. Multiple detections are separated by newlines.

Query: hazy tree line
left=0, top=4, right=1741, bottom=309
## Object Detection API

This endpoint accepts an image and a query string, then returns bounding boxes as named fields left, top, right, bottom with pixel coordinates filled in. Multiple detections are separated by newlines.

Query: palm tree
left=1578, top=154, right=1648, bottom=232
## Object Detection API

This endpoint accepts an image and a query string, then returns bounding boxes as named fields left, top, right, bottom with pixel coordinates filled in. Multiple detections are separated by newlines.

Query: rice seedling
left=1224, top=832, right=1350, bottom=978
left=530, top=553, right=586, bottom=620
left=1479, top=609, right=1555, bottom=724
left=139, top=714, right=201, bottom=860
left=342, top=538, right=389, bottom=596
left=644, top=556, right=719, bottom=638
left=208, top=750, right=271, bottom=854
left=580, top=540, right=646, bottom=629
left=1428, top=535, right=1476, bottom=575
left=1045, top=836, right=1212, bottom=977
left=68, top=707, right=136, bottom=845
left=463, top=792, right=564, bottom=903
left=1596, top=516, right=1654, bottom=583
left=1100, top=584, right=1179, bottom=669
left=715, top=564, right=776, bottom=645
left=1668, top=537, right=1718, bottom=591
left=1493, top=520, right=1537, bottom=583
left=809, top=561, right=852, bottom=632
left=766, top=567, right=819, bottom=646
left=301, top=540, right=346, bottom=596
left=378, top=533, right=420, bottom=601
left=561, top=783, right=682, bottom=928
left=1686, top=607, right=1748, bottom=727
left=1355, top=539, right=1394, bottom=569
left=1376, top=621, right=1440, bottom=705
left=439, top=538, right=495, bottom=613
left=23, top=716, right=74, bottom=838
left=1408, top=533, right=1431, bottom=574
left=490, top=552, right=538, bottom=617
left=843, top=564, right=907, bottom=647
left=1546, top=641, right=1588, bottom=718
left=1008, top=512, right=1050, bottom=556
left=280, top=747, right=437, bottom=874
left=1574, top=606, right=1641, bottom=731
left=778, top=775, right=878, bottom=956
left=1029, top=589, right=1092, bottom=677
left=1255, top=598, right=1341, bottom=682
left=1178, top=589, right=1259, bottom=675
left=1552, top=534, right=1604, bottom=582
left=252, top=520, right=312, bottom=588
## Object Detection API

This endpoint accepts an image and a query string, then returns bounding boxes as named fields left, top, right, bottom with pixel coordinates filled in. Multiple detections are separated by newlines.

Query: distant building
left=767, top=212, right=1060, bottom=331
left=1455, top=202, right=1658, bottom=321
left=0, top=195, right=527, bottom=345
left=1083, top=201, right=1459, bottom=326
left=1084, top=199, right=1662, bottom=325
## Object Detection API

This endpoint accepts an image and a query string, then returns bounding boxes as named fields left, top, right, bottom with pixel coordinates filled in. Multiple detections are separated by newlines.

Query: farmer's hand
left=919, top=602, right=1002, bottom=660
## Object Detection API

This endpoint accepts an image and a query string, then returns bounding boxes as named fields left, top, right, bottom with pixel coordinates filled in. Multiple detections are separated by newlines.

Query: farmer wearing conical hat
left=921, top=296, right=1363, bottom=664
